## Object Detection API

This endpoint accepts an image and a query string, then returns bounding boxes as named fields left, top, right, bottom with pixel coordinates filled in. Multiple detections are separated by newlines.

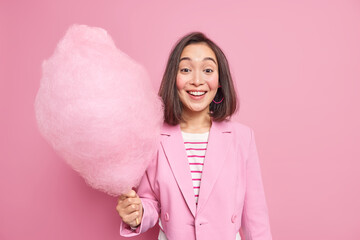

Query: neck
left=180, top=107, right=212, bottom=133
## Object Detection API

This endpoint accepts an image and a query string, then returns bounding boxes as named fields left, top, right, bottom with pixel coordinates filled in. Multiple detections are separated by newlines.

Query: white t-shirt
left=181, top=131, right=209, bottom=205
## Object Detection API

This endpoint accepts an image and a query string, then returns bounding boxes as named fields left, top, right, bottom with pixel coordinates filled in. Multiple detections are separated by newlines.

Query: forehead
left=180, top=42, right=216, bottom=60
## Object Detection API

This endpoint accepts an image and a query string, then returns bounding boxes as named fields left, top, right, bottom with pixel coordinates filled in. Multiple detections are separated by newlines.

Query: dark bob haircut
left=158, top=32, right=238, bottom=125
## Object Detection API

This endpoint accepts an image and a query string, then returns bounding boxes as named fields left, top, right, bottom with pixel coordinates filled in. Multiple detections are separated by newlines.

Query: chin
left=186, top=105, right=210, bottom=114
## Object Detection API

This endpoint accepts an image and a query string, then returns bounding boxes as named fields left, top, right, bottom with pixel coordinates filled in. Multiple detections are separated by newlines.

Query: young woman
left=116, top=32, right=272, bottom=240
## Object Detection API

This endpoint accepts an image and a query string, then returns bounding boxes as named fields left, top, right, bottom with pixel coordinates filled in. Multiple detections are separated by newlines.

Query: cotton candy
left=34, top=24, right=163, bottom=196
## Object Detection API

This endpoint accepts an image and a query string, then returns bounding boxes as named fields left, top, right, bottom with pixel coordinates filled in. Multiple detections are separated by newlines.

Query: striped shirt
left=181, top=131, right=209, bottom=205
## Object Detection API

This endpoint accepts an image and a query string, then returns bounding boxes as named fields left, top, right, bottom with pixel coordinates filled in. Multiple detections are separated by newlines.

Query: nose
left=192, top=70, right=204, bottom=86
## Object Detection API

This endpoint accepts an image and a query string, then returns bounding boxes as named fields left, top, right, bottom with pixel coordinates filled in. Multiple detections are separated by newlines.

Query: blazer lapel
left=160, top=120, right=232, bottom=218
left=196, top=120, right=232, bottom=214
left=161, top=124, right=197, bottom=217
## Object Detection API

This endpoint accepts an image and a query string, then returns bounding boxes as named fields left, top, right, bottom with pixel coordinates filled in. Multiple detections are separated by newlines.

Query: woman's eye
left=204, top=69, right=213, bottom=73
left=180, top=68, right=190, bottom=73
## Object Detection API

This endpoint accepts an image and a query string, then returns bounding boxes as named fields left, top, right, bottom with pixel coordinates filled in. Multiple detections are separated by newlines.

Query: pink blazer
left=120, top=120, right=272, bottom=240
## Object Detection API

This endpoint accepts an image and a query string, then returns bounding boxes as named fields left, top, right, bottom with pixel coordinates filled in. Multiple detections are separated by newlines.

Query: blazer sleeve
left=119, top=152, right=161, bottom=237
left=240, top=128, right=272, bottom=240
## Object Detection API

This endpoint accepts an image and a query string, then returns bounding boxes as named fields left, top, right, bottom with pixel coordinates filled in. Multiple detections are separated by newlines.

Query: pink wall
left=1, top=0, right=360, bottom=239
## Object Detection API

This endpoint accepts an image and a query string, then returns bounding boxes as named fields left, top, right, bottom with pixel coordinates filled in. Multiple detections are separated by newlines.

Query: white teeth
left=189, top=91, right=206, bottom=96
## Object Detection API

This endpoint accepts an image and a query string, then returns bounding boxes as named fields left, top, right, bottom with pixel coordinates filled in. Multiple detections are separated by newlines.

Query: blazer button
left=231, top=214, right=237, bottom=223
left=164, top=212, right=170, bottom=222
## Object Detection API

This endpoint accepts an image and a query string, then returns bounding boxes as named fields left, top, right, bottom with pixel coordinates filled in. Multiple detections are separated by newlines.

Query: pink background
left=1, top=0, right=360, bottom=239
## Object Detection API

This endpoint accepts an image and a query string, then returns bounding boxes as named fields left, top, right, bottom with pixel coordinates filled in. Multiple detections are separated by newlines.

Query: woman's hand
left=116, top=190, right=143, bottom=228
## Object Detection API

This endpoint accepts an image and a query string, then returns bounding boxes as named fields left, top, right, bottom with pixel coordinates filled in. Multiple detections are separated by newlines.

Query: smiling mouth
left=187, top=91, right=207, bottom=96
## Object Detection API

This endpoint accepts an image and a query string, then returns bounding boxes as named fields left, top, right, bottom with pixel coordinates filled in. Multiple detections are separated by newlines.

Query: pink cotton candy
left=34, top=24, right=163, bottom=196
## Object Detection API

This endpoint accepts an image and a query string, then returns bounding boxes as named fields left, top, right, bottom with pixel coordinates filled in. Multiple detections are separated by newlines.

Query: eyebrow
left=179, top=57, right=217, bottom=65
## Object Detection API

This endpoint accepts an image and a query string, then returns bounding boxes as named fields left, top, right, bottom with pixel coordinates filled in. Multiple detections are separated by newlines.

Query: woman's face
left=176, top=43, right=219, bottom=116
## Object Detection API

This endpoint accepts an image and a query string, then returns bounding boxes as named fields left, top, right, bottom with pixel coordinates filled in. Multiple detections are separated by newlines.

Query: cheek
left=206, top=74, right=219, bottom=90
left=176, top=75, right=187, bottom=91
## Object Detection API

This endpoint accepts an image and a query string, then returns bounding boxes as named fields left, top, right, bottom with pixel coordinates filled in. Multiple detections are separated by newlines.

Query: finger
left=121, top=197, right=142, bottom=208
left=123, top=210, right=140, bottom=224
left=116, top=204, right=136, bottom=218
left=129, top=216, right=140, bottom=227
left=118, top=189, right=137, bottom=201
left=123, top=189, right=137, bottom=198
left=118, top=194, right=127, bottom=201
left=123, top=203, right=140, bottom=215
